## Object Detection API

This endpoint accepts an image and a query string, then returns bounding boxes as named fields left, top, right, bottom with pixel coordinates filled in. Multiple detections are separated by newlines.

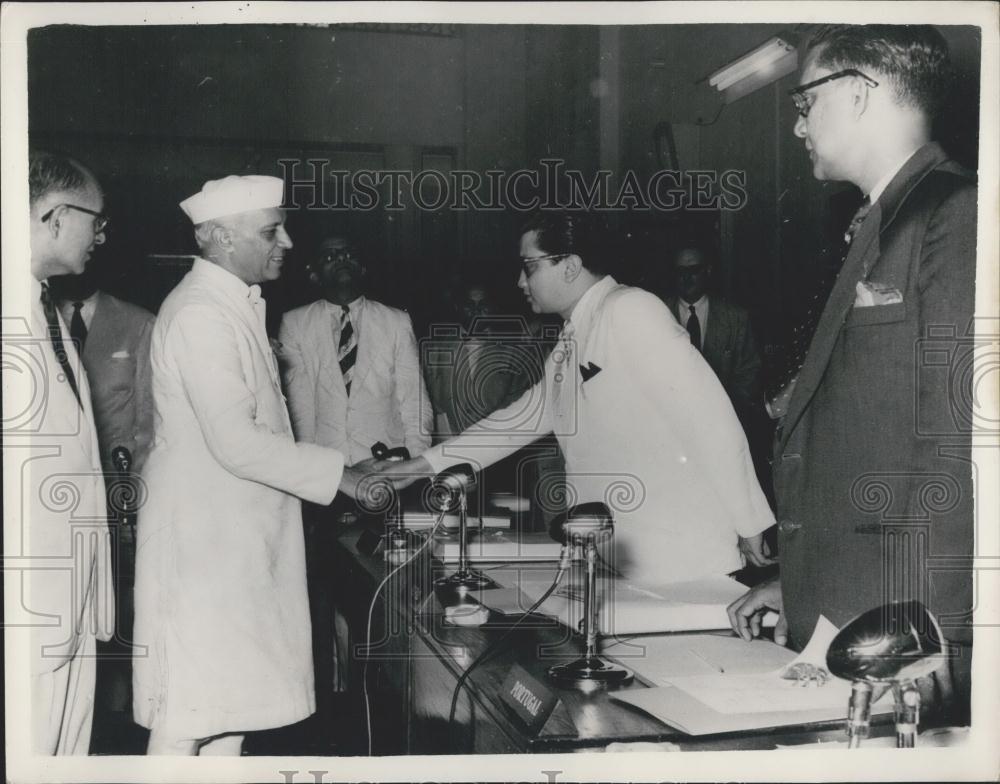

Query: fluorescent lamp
left=706, top=36, right=798, bottom=102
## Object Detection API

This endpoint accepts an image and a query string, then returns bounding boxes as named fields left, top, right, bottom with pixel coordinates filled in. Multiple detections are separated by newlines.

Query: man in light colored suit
left=277, top=235, right=431, bottom=704
left=383, top=211, right=775, bottom=583
left=278, top=236, right=431, bottom=464
left=133, top=176, right=374, bottom=755
left=8, top=150, right=114, bottom=754
left=728, top=26, right=975, bottom=721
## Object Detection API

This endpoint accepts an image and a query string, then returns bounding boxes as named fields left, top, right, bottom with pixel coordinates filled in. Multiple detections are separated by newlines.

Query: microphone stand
left=435, top=483, right=497, bottom=590
left=547, top=529, right=632, bottom=690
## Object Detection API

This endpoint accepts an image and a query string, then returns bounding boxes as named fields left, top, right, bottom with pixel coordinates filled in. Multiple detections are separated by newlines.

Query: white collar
left=566, top=275, right=616, bottom=336
left=193, top=258, right=263, bottom=305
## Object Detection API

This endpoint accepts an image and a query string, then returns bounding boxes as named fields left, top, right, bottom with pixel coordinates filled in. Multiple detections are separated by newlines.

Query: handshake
left=337, top=450, right=434, bottom=510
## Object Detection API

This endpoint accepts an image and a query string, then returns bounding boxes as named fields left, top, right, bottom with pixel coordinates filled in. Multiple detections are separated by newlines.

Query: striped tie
left=338, top=305, right=357, bottom=396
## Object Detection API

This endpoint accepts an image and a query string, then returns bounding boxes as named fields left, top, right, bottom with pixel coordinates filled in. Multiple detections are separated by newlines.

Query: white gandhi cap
left=179, top=175, right=285, bottom=224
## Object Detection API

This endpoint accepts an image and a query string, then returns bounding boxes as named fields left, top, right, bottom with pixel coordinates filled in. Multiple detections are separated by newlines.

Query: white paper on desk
left=610, top=616, right=892, bottom=736
left=603, top=634, right=796, bottom=683
left=664, top=616, right=882, bottom=714
left=521, top=575, right=779, bottom=635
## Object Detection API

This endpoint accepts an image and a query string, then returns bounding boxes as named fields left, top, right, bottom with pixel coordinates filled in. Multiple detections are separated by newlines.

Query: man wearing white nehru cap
left=133, top=175, right=378, bottom=755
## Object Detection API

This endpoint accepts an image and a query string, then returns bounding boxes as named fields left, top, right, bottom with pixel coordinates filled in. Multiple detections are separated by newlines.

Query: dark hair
left=806, top=25, right=952, bottom=117
left=28, top=149, right=97, bottom=206
left=519, top=210, right=609, bottom=274
left=670, top=238, right=718, bottom=268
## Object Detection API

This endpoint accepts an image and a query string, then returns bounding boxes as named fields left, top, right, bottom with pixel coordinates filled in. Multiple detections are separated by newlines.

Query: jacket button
left=779, top=519, right=802, bottom=533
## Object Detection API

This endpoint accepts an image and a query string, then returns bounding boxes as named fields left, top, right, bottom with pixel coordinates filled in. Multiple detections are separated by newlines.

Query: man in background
left=664, top=243, right=765, bottom=432
left=728, top=25, right=976, bottom=721
left=277, top=235, right=432, bottom=707
left=13, top=150, right=114, bottom=754
left=279, top=235, right=431, bottom=463
left=49, top=264, right=154, bottom=731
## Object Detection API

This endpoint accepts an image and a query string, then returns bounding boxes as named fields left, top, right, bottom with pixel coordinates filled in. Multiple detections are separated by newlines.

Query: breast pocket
left=844, top=302, right=906, bottom=328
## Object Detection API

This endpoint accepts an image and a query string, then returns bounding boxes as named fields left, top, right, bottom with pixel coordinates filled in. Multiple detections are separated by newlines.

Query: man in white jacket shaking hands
left=133, top=175, right=375, bottom=755
left=382, top=211, right=775, bottom=584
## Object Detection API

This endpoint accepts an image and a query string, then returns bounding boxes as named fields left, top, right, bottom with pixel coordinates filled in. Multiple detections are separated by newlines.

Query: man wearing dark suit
left=665, top=245, right=764, bottom=430
left=51, top=269, right=155, bottom=474
left=728, top=25, right=976, bottom=721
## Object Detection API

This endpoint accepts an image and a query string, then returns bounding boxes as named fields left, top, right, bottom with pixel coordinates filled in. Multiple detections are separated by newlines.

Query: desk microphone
left=826, top=600, right=946, bottom=748
left=546, top=502, right=633, bottom=690
left=431, top=464, right=496, bottom=590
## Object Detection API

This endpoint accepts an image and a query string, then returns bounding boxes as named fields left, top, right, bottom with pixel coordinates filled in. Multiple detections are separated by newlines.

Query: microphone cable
left=362, top=507, right=448, bottom=756
left=445, top=547, right=572, bottom=732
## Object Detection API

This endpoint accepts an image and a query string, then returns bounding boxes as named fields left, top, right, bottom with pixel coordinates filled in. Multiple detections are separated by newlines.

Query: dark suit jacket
left=668, top=295, right=763, bottom=421
left=81, top=292, right=155, bottom=473
left=775, top=143, right=976, bottom=656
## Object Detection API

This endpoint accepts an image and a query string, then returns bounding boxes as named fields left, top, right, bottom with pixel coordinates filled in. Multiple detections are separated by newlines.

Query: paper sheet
left=663, top=616, right=883, bottom=715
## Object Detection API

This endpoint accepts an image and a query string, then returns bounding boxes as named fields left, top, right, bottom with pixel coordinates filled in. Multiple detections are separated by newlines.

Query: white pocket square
left=854, top=281, right=903, bottom=308
left=111, top=350, right=131, bottom=359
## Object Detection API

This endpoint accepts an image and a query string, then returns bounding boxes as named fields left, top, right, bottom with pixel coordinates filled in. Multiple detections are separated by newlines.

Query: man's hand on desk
left=726, top=576, right=788, bottom=647
left=738, top=532, right=777, bottom=568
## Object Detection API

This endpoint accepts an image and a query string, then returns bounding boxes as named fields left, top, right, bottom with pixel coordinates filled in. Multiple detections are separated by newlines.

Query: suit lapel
left=702, top=298, right=726, bottom=363
left=780, top=211, right=880, bottom=448
left=351, top=300, right=380, bottom=392
left=82, top=291, right=109, bottom=367
left=778, top=143, right=947, bottom=451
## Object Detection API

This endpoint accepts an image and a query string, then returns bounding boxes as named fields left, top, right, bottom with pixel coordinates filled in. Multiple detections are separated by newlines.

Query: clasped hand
left=338, top=455, right=434, bottom=506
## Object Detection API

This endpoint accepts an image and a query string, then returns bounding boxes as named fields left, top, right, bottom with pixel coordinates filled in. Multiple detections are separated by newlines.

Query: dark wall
left=27, top=22, right=981, bottom=357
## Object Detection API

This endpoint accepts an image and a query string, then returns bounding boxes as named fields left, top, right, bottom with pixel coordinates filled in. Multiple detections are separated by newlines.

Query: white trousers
left=32, top=633, right=97, bottom=755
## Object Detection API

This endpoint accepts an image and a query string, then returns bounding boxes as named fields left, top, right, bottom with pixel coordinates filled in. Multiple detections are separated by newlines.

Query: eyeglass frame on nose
left=519, top=252, right=568, bottom=277
left=788, top=68, right=879, bottom=118
left=40, top=203, right=109, bottom=233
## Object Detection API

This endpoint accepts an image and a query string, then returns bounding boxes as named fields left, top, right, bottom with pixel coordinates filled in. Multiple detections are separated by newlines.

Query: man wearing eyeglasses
left=277, top=234, right=431, bottom=705
left=381, top=210, right=776, bottom=584
left=728, top=25, right=976, bottom=721
left=14, top=150, right=113, bottom=754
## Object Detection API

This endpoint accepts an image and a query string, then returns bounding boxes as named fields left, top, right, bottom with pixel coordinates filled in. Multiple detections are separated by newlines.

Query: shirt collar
left=326, top=295, right=365, bottom=314
left=868, top=147, right=921, bottom=205
left=679, top=294, right=707, bottom=309
left=566, top=275, right=616, bottom=337
left=193, top=258, right=263, bottom=306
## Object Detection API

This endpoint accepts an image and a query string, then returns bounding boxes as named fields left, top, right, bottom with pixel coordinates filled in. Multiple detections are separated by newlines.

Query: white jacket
left=278, top=297, right=431, bottom=464
left=4, top=277, right=114, bottom=677
left=423, top=276, right=775, bottom=583
left=133, top=259, right=344, bottom=738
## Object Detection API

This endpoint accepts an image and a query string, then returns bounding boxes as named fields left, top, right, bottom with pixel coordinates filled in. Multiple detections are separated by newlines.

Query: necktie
left=40, top=283, right=82, bottom=408
left=686, top=304, right=701, bottom=351
left=338, top=305, right=357, bottom=396
left=552, top=322, right=575, bottom=414
left=70, top=301, right=87, bottom=353
left=768, top=196, right=874, bottom=404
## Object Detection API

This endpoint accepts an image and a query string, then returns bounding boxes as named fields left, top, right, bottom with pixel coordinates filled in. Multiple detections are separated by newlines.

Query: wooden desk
left=331, top=523, right=891, bottom=755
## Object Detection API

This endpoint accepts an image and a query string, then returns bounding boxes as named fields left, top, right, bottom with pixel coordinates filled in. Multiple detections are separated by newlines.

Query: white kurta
left=133, top=259, right=345, bottom=739
left=423, top=276, right=775, bottom=583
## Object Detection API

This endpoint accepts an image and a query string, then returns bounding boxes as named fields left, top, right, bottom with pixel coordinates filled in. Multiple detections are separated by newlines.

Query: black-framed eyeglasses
left=519, top=252, right=567, bottom=276
left=41, top=203, right=109, bottom=233
left=788, top=69, right=880, bottom=118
